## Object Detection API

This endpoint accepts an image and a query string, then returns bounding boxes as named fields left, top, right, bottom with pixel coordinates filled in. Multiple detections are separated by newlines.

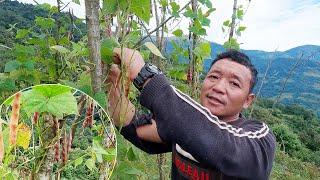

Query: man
left=108, top=48, right=276, bottom=180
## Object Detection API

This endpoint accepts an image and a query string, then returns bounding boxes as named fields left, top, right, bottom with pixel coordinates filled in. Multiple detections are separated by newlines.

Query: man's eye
left=208, top=75, right=218, bottom=79
left=231, top=82, right=240, bottom=88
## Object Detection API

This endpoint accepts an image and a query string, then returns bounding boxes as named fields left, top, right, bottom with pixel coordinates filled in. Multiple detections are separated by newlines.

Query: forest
left=0, top=0, right=319, bottom=179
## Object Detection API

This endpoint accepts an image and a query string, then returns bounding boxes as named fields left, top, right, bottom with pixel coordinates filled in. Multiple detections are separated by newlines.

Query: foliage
left=0, top=85, right=116, bottom=179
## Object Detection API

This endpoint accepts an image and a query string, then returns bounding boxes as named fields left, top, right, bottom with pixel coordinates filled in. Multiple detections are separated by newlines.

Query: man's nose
left=212, top=79, right=226, bottom=94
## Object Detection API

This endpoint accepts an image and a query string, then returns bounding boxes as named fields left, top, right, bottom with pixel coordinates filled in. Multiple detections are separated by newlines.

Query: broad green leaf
left=130, top=0, right=151, bottom=23
left=4, top=61, right=20, bottom=72
left=93, top=92, right=107, bottom=109
left=103, top=0, right=118, bottom=14
left=172, top=29, right=183, bottom=37
left=85, top=159, right=95, bottom=171
left=169, top=69, right=187, bottom=81
left=126, top=147, right=138, bottom=161
left=50, top=45, right=70, bottom=54
left=101, top=38, right=119, bottom=64
left=74, top=157, right=83, bottom=168
left=35, top=17, right=55, bottom=29
left=144, top=42, right=166, bottom=59
left=22, top=85, right=78, bottom=118
left=92, top=137, right=108, bottom=155
left=33, top=85, right=72, bottom=97
left=16, top=29, right=29, bottom=39
left=16, top=123, right=31, bottom=149
left=45, top=92, right=78, bottom=118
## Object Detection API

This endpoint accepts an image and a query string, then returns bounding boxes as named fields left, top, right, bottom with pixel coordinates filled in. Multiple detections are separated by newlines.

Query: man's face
left=200, top=58, right=255, bottom=121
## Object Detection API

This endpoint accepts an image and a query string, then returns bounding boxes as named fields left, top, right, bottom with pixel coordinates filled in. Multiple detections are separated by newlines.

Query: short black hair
left=210, top=49, right=258, bottom=93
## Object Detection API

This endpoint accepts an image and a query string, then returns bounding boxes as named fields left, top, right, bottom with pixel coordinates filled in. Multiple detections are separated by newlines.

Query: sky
left=17, top=0, right=320, bottom=51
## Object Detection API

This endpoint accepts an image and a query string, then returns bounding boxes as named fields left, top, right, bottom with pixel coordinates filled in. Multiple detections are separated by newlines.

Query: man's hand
left=107, top=64, right=135, bottom=127
left=113, top=48, right=145, bottom=81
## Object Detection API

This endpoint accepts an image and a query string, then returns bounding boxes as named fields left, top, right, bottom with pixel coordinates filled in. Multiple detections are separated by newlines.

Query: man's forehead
left=209, top=59, right=252, bottom=81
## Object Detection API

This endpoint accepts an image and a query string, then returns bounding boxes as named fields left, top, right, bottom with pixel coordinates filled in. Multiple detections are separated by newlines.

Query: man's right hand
left=113, top=48, right=145, bottom=81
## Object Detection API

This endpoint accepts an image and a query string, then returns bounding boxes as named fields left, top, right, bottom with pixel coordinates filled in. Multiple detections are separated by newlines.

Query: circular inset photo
left=0, top=84, right=116, bottom=179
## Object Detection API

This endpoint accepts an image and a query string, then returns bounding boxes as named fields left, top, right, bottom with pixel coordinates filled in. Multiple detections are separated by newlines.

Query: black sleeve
left=139, top=74, right=276, bottom=180
left=119, top=114, right=172, bottom=154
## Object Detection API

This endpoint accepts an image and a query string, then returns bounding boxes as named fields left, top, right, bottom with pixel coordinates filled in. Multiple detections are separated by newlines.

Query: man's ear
left=243, top=93, right=256, bottom=109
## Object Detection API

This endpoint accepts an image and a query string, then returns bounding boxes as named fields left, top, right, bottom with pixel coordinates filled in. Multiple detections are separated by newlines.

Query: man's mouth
left=206, top=95, right=225, bottom=105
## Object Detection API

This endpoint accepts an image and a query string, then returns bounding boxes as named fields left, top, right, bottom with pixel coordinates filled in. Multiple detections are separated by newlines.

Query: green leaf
left=93, top=91, right=107, bottom=109
left=130, top=0, right=151, bottom=23
left=16, top=29, right=29, bottom=39
left=22, top=85, right=78, bottom=118
left=237, top=9, right=244, bottom=20
left=183, top=7, right=196, bottom=18
left=85, top=159, right=95, bottom=171
left=72, top=0, right=80, bottom=5
left=92, top=137, right=108, bottom=155
left=74, top=157, right=83, bottom=168
left=126, top=147, right=138, bottom=161
left=104, top=148, right=116, bottom=162
left=101, top=38, right=119, bottom=64
left=35, top=17, right=55, bottom=29
left=103, top=0, right=118, bottom=14
left=144, top=42, right=166, bottom=59
left=205, top=0, right=212, bottom=8
left=172, top=29, right=183, bottom=37
left=4, top=61, right=20, bottom=72
left=170, top=2, right=180, bottom=17
left=194, top=41, right=211, bottom=58
left=223, top=38, right=240, bottom=50
left=223, top=20, right=230, bottom=27
left=238, top=26, right=246, bottom=32
left=50, top=45, right=70, bottom=54
left=160, top=0, right=168, bottom=7
left=33, top=85, right=72, bottom=97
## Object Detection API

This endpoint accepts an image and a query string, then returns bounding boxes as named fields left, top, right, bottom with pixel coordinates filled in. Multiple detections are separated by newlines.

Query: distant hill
left=166, top=40, right=320, bottom=116
left=0, top=0, right=86, bottom=47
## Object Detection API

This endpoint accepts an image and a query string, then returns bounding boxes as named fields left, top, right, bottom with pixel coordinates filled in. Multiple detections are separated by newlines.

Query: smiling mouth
left=206, top=95, right=225, bottom=105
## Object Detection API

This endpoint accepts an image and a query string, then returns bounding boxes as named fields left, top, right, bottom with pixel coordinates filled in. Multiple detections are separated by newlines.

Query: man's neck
left=219, top=113, right=240, bottom=122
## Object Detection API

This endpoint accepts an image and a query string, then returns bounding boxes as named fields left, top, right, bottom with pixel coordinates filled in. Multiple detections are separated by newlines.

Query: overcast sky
left=17, top=0, right=320, bottom=51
